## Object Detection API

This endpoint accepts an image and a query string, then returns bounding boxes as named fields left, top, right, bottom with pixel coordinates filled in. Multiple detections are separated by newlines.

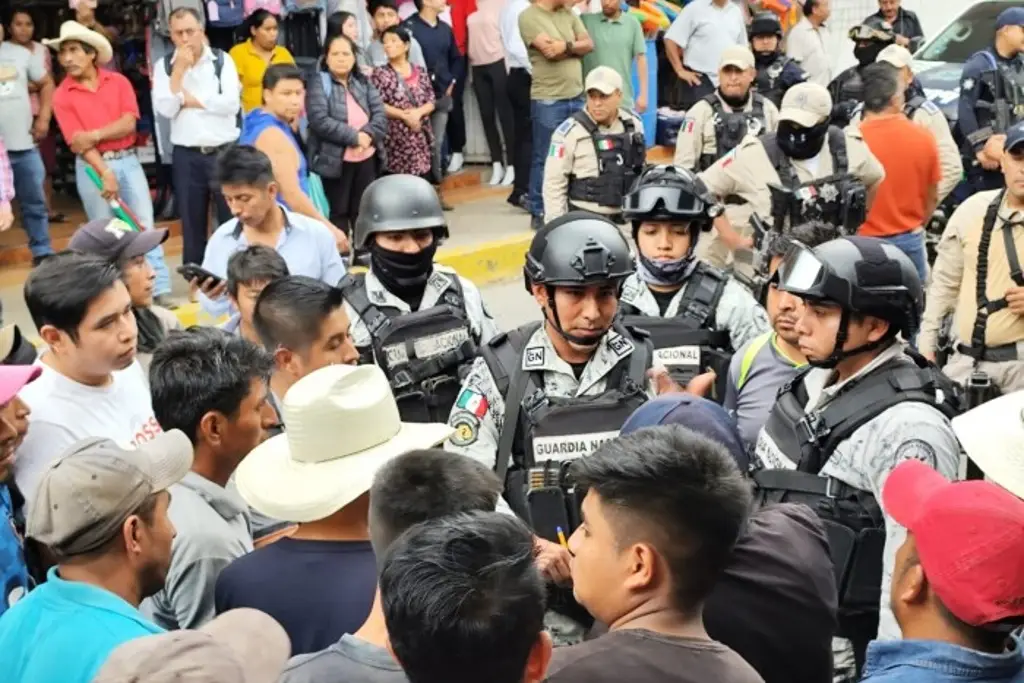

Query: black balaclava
left=370, top=236, right=439, bottom=309
left=776, top=119, right=830, bottom=160
left=718, top=86, right=751, bottom=109
left=854, top=41, right=889, bottom=68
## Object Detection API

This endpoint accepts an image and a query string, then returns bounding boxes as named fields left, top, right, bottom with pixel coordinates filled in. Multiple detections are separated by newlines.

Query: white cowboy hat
left=952, top=390, right=1024, bottom=499
left=235, top=364, right=454, bottom=523
left=43, top=21, right=114, bottom=66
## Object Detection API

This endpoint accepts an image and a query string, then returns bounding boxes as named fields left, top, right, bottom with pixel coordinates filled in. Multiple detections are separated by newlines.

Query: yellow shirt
left=229, top=40, right=295, bottom=113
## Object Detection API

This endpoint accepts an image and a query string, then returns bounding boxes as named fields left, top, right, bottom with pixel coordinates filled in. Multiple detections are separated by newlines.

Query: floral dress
left=370, top=64, right=435, bottom=177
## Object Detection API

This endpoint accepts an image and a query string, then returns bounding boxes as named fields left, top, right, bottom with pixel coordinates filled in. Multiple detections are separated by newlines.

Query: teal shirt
left=580, top=12, right=646, bottom=107
left=0, top=566, right=164, bottom=683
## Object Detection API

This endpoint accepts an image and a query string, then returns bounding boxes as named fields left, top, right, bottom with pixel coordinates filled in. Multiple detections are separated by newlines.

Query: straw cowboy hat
left=952, top=390, right=1024, bottom=500
left=43, top=21, right=114, bottom=66
left=235, top=364, right=454, bottom=523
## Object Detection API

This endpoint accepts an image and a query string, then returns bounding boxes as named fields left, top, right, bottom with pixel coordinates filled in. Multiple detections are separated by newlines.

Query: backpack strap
left=968, top=191, right=1022, bottom=352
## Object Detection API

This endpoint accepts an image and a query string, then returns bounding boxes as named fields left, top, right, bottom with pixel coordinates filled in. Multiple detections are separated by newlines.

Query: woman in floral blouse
left=370, top=26, right=435, bottom=178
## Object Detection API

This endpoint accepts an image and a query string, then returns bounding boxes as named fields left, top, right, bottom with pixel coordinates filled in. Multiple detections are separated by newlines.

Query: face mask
left=637, top=252, right=695, bottom=287
left=853, top=42, right=887, bottom=67
left=776, top=120, right=830, bottom=160
left=369, top=239, right=438, bottom=294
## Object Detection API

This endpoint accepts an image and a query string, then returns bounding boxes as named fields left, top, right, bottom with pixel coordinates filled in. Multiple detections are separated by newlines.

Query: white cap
left=779, top=82, right=833, bottom=128
left=719, top=45, right=755, bottom=70
left=877, top=44, right=913, bottom=69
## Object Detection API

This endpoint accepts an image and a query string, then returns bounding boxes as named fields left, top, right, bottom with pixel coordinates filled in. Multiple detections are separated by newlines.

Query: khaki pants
left=943, top=353, right=1024, bottom=394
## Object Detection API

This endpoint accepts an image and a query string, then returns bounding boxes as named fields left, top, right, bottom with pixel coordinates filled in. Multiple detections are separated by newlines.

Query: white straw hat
left=43, top=21, right=114, bottom=66
left=235, top=364, right=453, bottom=522
left=952, top=390, right=1024, bottom=499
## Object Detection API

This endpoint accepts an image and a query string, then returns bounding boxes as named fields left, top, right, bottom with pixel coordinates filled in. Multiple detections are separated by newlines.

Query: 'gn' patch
left=608, top=335, right=631, bottom=358
left=525, top=347, right=545, bottom=368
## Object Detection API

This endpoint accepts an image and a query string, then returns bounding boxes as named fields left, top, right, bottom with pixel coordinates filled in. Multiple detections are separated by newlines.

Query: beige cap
left=93, top=609, right=291, bottom=683
left=877, top=44, right=914, bottom=69
left=720, top=45, right=755, bottom=71
left=585, top=65, right=623, bottom=95
left=779, top=82, right=833, bottom=128
left=27, top=430, right=193, bottom=556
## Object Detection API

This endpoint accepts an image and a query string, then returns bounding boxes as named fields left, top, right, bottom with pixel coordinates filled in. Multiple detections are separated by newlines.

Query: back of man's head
left=380, top=511, right=550, bottom=683
left=149, top=327, right=274, bottom=445
left=226, top=245, right=289, bottom=299
left=253, top=276, right=344, bottom=352
left=24, top=251, right=123, bottom=343
left=368, top=449, right=502, bottom=560
left=862, top=62, right=902, bottom=114
left=570, top=425, right=752, bottom=615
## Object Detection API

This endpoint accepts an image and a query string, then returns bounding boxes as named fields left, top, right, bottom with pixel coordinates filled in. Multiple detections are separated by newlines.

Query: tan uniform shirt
left=697, top=127, right=886, bottom=232
left=543, top=107, right=645, bottom=221
left=920, top=190, right=1024, bottom=354
left=850, top=100, right=963, bottom=203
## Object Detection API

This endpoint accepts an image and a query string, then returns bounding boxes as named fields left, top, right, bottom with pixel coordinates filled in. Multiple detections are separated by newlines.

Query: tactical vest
left=339, top=272, right=477, bottom=424
left=752, top=352, right=962, bottom=624
left=761, top=127, right=868, bottom=235
left=567, top=111, right=646, bottom=209
left=754, top=54, right=790, bottom=109
left=829, top=66, right=863, bottom=128
left=978, top=50, right=1024, bottom=133
left=481, top=322, right=652, bottom=528
left=698, top=93, right=769, bottom=171
left=619, top=263, right=733, bottom=402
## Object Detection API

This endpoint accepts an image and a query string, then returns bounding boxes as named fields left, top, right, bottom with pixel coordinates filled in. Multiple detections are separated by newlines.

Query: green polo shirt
left=580, top=11, right=646, bottom=107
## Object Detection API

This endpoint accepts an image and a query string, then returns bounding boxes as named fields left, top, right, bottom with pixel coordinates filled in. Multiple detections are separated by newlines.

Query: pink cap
left=0, top=365, right=40, bottom=406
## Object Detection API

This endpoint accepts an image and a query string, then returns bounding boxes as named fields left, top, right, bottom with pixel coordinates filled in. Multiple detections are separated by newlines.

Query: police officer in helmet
left=543, top=66, right=646, bottom=225
left=338, top=174, right=500, bottom=424
left=749, top=11, right=808, bottom=109
left=751, top=236, right=962, bottom=680
left=618, top=165, right=770, bottom=401
left=828, top=16, right=896, bottom=128
left=959, top=7, right=1024, bottom=194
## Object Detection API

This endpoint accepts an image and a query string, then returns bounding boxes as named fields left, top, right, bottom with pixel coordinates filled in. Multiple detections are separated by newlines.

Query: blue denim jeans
left=861, top=635, right=1024, bottom=683
left=9, top=149, right=52, bottom=258
left=529, top=97, right=584, bottom=218
left=881, top=230, right=928, bottom=285
left=75, top=155, right=171, bottom=296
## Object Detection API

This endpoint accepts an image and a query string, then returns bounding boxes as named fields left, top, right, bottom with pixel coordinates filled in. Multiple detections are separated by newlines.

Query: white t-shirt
left=13, top=358, right=162, bottom=504
left=663, top=0, right=746, bottom=84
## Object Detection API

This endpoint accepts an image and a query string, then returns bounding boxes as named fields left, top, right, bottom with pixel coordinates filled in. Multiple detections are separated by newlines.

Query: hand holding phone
left=177, top=264, right=227, bottom=299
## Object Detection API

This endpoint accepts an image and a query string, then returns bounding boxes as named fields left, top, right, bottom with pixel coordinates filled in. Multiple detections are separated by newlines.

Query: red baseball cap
left=883, top=459, right=1024, bottom=627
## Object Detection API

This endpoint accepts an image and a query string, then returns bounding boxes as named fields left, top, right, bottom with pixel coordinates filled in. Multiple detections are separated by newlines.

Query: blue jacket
left=861, top=636, right=1024, bottom=683
left=239, top=108, right=310, bottom=202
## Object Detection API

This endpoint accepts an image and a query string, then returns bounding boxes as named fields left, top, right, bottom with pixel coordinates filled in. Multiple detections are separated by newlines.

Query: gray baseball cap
left=93, top=609, right=291, bottom=683
left=27, top=430, right=193, bottom=556
left=68, top=217, right=168, bottom=265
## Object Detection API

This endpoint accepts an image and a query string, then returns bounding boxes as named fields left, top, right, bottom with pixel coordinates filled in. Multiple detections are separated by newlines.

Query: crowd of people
left=2, top=0, right=1024, bottom=683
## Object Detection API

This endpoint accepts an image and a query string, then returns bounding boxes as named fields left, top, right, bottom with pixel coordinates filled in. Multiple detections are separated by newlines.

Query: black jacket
left=305, top=65, right=388, bottom=179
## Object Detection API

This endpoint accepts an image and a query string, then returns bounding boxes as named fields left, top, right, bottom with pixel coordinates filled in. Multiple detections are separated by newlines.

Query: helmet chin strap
left=807, top=309, right=895, bottom=369
left=544, top=285, right=606, bottom=348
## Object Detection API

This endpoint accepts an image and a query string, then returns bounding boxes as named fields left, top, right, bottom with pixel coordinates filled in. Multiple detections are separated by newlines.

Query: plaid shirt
left=0, top=137, right=13, bottom=207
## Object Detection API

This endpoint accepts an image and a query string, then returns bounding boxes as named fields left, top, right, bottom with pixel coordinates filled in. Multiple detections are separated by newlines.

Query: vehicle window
left=918, top=1, right=1024, bottom=63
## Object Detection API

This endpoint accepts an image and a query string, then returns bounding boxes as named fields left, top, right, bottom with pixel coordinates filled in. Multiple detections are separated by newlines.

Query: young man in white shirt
left=151, top=7, right=241, bottom=267
left=14, top=251, right=160, bottom=503
left=786, top=0, right=833, bottom=87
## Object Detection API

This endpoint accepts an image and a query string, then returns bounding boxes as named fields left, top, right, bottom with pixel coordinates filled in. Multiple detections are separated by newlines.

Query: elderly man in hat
left=45, top=20, right=173, bottom=306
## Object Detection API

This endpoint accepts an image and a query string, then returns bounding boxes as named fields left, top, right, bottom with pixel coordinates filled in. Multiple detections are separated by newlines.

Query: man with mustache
left=724, top=221, right=839, bottom=449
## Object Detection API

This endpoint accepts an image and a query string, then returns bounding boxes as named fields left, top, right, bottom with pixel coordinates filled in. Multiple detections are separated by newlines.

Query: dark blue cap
left=997, top=7, right=1024, bottom=31
left=1006, top=121, right=1024, bottom=152
left=621, top=394, right=749, bottom=470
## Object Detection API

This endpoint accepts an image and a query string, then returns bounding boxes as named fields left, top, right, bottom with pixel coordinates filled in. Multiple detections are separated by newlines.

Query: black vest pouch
left=567, top=112, right=644, bottom=208
left=621, top=314, right=731, bottom=400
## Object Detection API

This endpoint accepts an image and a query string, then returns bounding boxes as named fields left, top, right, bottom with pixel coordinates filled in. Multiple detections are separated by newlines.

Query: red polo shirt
left=448, top=0, right=477, bottom=55
left=53, top=70, right=139, bottom=153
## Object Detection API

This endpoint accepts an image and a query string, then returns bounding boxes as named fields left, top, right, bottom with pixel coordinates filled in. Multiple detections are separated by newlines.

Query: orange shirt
left=859, top=113, right=941, bottom=237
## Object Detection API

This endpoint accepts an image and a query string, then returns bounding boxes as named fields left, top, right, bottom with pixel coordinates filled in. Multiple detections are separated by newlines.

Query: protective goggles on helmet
left=777, top=241, right=910, bottom=313
left=848, top=24, right=893, bottom=42
left=623, top=185, right=723, bottom=220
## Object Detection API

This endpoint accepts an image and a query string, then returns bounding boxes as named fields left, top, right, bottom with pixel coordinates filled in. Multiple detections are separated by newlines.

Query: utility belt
left=752, top=468, right=885, bottom=623
left=956, top=341, right=1024, bottom=363
left=100, top=148, right=137, bottom=161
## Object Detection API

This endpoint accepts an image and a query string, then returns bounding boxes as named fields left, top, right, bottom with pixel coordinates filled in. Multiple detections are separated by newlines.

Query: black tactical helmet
left=749, top=11, right=783, bottom=39
left=777, top=236, right=923, bottom=366
left=354, top=174, right=449, bottom=249
left=524, top=212, right=634, bottom=291
left=622, top=165, right=722, bottom=229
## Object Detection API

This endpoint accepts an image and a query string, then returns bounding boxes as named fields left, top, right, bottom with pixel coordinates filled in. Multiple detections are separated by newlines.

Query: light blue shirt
left=861, top=635, right=1024, bottom=683
left=0, top=566, right=164, bottom=683
left=200, top=206, right=347, bottom=317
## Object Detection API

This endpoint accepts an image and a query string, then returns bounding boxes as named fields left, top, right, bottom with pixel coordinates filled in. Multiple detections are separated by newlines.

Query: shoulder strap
left=904, top=94, right=926, bottom=118
left=750, top=93, right=766, bottom=121
left=487, top=321, right=544, bottom=483
left=969, top=190, right=1019, bottom=350
left=737, top=332, right=773, bottom=391
left=338, top=272, right=393, bottom=338
left=602, top=323, right=652, bottom=392
left=571, top=110, right=597, bottom=136
left=827, top=126, right=848, bottom=174
left=760, top=133, right=797, bottom=187
left=677, top=263, right=729, bottom=329
left=703, top=92, right=723, bottom=113
left=213, top=48, right=224, bottom=94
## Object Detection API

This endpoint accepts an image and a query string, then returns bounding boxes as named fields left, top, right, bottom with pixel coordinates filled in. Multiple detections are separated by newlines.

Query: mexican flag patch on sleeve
left=456, top=389, right=489, bottom=418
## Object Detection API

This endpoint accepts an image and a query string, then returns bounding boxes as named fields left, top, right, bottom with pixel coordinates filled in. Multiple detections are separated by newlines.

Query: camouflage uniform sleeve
left=717, top=278, right=772, bottom=350
left=460, top=277, right=502, bottom=345
left=443, top=356, right=506, bottom=472
left=673, top=100, right=709, bottom=172
left=342, top=299, right=372, bottom=353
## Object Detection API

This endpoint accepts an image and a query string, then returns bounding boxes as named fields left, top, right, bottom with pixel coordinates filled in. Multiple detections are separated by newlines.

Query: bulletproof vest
left=752, top=352, right=963, bottom=621
left=618, top=262, right=733, bottom=402
left=754, top=54, right=789, bottom=108
left=567, top=111, right=646, bottom=209
left=829, top=66, right=864, bottom=128
left=979, top=50, right=1024, bottom=132
left=481, top=322, right=652, bottom=525
left=338, top=272, right=477, bottom=424
left=698, top=93, right=769, bottom=171
left=761, top=127, right=868, bottom=235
